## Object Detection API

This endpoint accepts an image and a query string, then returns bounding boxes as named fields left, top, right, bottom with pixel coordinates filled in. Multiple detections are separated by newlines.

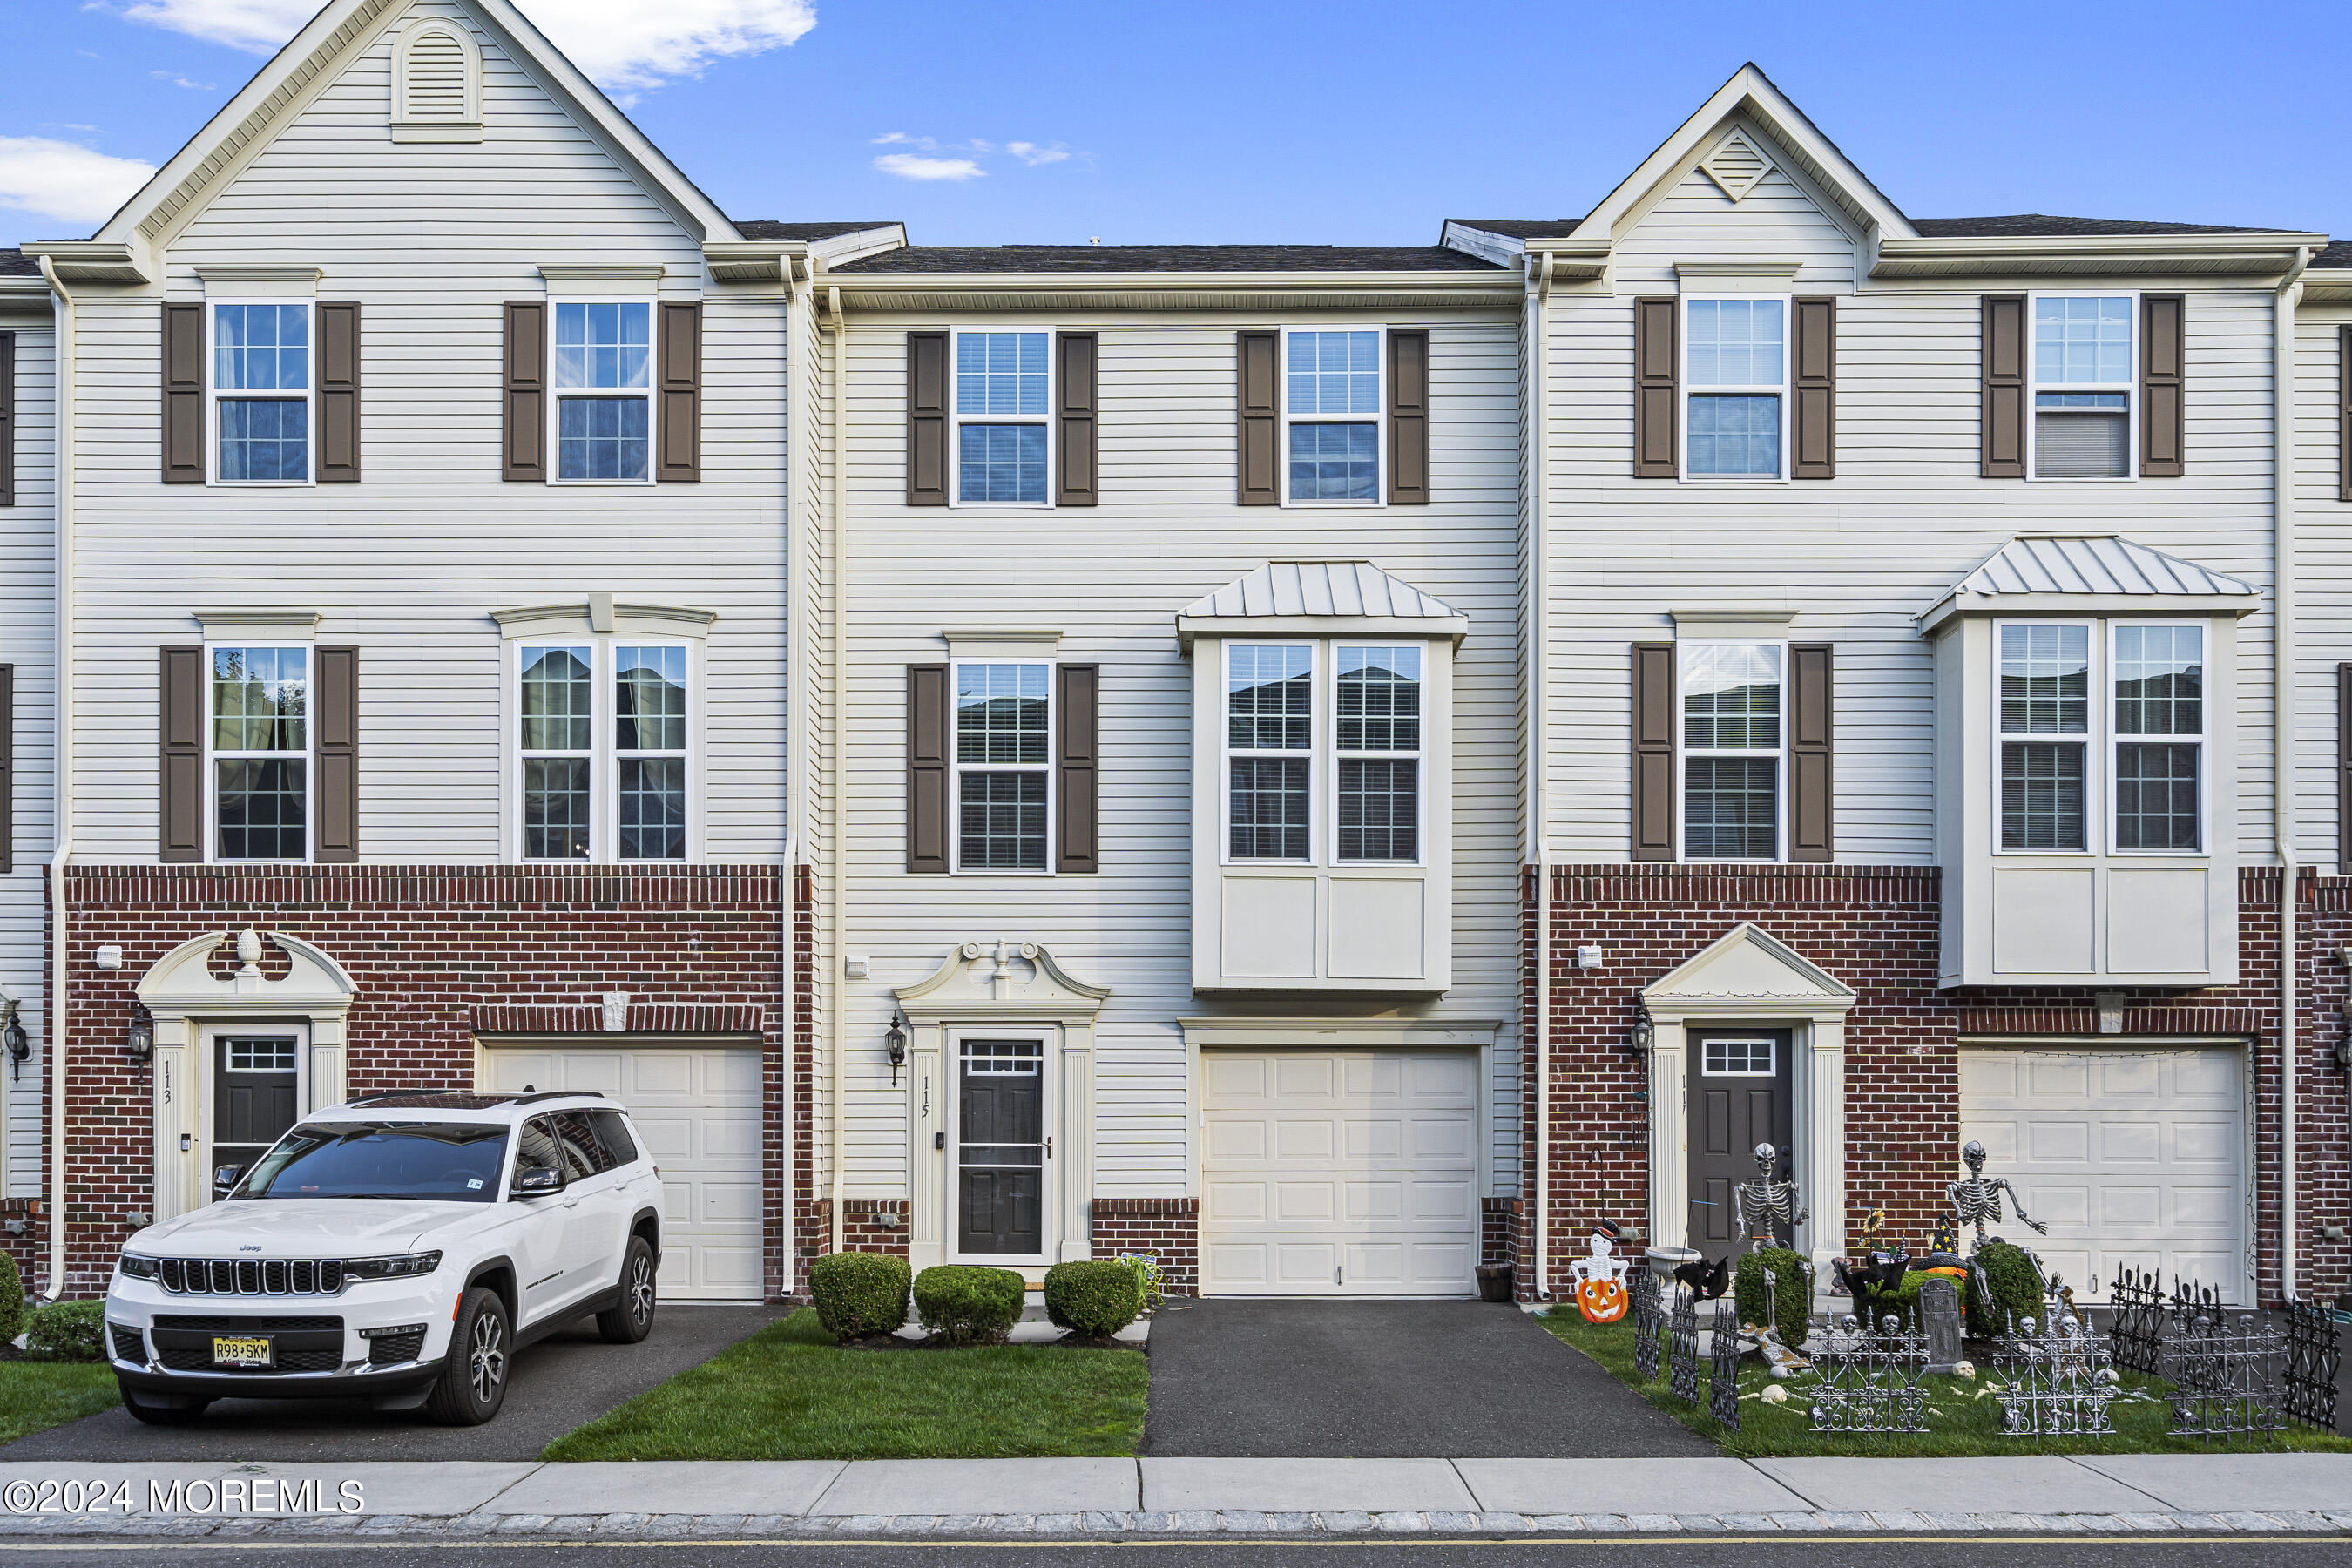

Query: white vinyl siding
left=0, top=314, right=55, bottom=1195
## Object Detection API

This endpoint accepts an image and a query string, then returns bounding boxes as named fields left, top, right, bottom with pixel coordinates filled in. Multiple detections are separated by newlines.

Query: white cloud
left=112, top=0, right=817, bottom=93
left=0, top=136, right=156, bottom=226
left=151, top=70, right=217, bottom=89
left=1005, top=142, right=1069, bottom=166
left=875, top=152, right=984, bottom=182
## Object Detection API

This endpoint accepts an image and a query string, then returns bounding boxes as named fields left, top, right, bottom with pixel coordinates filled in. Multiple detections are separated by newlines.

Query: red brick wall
left=1091, top=1196, right=1198, bottom=1295
left=55, top=864, right=784, bottom=1301
left=789, top=865, right=815, bottom=1301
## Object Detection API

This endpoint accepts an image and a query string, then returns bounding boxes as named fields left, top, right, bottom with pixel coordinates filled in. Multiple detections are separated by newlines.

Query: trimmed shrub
left=25, top=1300, right=105, bottom=1363
left=808, top=1251, right=910, bottom=1340
left=1734, top=1247, right=1812, bottom=1348
left=1967, top=1240, right=2045, bottom=1340
left=913, top=1265, right=1027, bottom=1346
left=0, top=1252, right=25, bottom=1344
left=1851, top=1267, right=1969, bottom=1328
left=1044, top=1260, right=1141, bottom=1339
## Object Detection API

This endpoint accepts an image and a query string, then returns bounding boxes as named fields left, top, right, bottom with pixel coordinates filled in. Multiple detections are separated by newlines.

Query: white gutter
left=824, top=282, right=848, bottom=1258
left=1526, top=250, right=1551, bottom=1299
left=2274, top=246, right=2310, bottom=1305
left=36, top=259, right=74, bottom=1302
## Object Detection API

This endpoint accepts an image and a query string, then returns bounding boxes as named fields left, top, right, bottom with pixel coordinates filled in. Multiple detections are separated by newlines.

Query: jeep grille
left=157, top=1258, right=347, bottom=1296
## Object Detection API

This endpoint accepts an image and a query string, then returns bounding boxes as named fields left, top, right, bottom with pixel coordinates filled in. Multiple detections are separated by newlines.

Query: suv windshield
left=234, top=1122, right=510, bottom=1202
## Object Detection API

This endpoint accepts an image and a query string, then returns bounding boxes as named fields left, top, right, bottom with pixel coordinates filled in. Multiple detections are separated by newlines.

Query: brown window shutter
left=656, top=301, right=702, bottom=483
left=2340, top=327, right=2352, bottom=504
left=160, top=645, right=204, bottom=862
left=1387, top=328, right=1430, bottom=504
left=502, top=301, right=546, bottom=483
left=1237, top=329, right=1279, bottom=505
left=314, top=645, right=358, bottom=862
left=906, top=331, right=949, bottom=506
left=2139, top=294, right=2185, bottom=477
left=907, top=663, right=950, bottom=872
left=1788, top=643, right=1835, bottom=862
left=1056, top=663, right=1099, bottom=872
left=0, top=333, right=14, bottom=506
left=1631, top=642, right=1676, bottom=860
left=1981, top=294, right=2026, bottom=478
left=0, top=665, right=13, bottom=872
left=316, top=301, right=362, bottom=483
left=1791, top=297, right=1836, bottom=480
left=162, top=302, right=206, bottom=483
left=1632, top=297, right=1678, bottom=478
left=2340, top=664, right=2352, bottom=870
left=1054, top=331, right=1098, bottom=506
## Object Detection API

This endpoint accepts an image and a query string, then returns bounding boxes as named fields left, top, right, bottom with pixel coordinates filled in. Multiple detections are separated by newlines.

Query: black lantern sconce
left=1629, top=1004, right=1654, bottom=1062
left=125, top=1019, right=154, bottom=1064
left=2, top=1002, right=26, bottom=1083
left=2337, top=1004, right=2352, bottom=1072
left=885, top=1009, right=909, bottom=1086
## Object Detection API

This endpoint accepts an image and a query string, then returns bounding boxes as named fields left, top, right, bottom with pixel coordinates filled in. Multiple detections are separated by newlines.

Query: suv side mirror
left=213, top=1165, right=243, bottom=1200
left=510, top=1166, right=565, bottom=1198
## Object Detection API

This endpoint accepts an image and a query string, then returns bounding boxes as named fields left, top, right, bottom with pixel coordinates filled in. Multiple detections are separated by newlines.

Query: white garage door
left=1200, top=1049, right=1478, bottom=1296
left=1958, top=1046, right=2247, bottom=1303
left=481, top=1044, right=764, bottom=1302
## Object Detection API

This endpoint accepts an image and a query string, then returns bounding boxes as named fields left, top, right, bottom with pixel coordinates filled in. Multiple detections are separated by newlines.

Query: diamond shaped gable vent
left=1700, top=128, right=1773, bottom=202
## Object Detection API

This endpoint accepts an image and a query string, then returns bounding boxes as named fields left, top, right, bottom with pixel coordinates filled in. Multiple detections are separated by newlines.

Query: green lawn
left=1542, top=1308, right=2352, bottom=1458
left=542, top=1309, right=1147, bottom=1461
left=0, top=1362, right=120, bottom=1444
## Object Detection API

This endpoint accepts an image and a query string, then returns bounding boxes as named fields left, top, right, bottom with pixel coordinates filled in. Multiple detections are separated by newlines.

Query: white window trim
left=2025, top=289, right=2139, bottom=484
left=1675, top=638, right=1788, bottom=863
left=948, top=656, right=1057, bottom=876
left=547, top=297, right=657, bottom=487
left=1280, top=325, right=1388, bottom=508
left=943, top=1025, right=1058, bottom=1267
left=510, top=638, right=700, bottom=864
left=1220, top=639, right=1319, bottom=867
left=202, top=637, right=314, bottom=865
left=1990, top=618, right=2098, bottom=856
left=1680, top=294, right=1789, bottom=484
left=2106, top=619, right=2206, bottom=857
left=949, top=328, right=1056, bottom=510
left=1329, top=642, right=1426, bottom=868
left=206, top=298, right=316, bottom=488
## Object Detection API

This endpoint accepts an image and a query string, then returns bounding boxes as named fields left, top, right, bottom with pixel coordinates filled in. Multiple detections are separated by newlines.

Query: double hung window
left=953, top=661, right=1051, bottom=870
left=1227, top=645, right=1314, bottom=859
left=552, top=301, right=652, bottom=483
left=210, top=645, right=309, bottom=862
left=1335, top=646, right=1421, bottom=862
left=517, top=642, right=691, bottom=861
left=1680, top=643, right=1782, bottom=859
left=954, top=332, right=1051, bottom=504
left=1995, top=621, right=2202, bottom=853
left=2031, top=297, right=2132, bottom=479
left=1997, top=625, right=2088, bottom=849
left=2112, top=625, right=2202, bottom=851
left=1225, top=643, right=1423, bottom=864
left=1284, top=330, right=1381, bottom=503
left=212, top=303, right=312, bottom=483
left=1684, top=298, right=1785, bottom=478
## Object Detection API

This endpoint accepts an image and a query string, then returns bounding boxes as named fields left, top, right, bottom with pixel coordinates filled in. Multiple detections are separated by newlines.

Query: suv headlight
left=342, top=1251, right=443, bottom=1281
left=118, top=1254, right=159, bottom=1281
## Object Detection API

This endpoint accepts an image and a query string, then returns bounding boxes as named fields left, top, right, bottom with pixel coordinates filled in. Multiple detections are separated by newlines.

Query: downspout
left=36, top=259, right=75, bottom=1303
left=1526, top=249, right=1552, bottom=1299
left=2274, top=246, right=2309, bottom=1305
left=780, top=254, right=806, bottom=1293
left=824, top=283, right=848, bottom=1257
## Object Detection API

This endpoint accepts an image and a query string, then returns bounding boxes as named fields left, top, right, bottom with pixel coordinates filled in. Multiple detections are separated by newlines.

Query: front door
left=213, top=1034, right=301, bottom=1193
left=956, top=1037, right=1045, bottom=1258
left=1686, top=1029, right=1794, bottom=1250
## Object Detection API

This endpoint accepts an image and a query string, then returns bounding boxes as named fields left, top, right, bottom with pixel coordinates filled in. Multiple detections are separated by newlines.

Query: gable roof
left=1443, top=219, right=1586, bottom=240
left=1175, top=561, right=1470, bottom=649
left=1919, top=534, right=2260, bottom=632
left=1911, top=214, right=2285, bottom=238
left=732, top=221, right=903, bottom=241
left=835, top=244, right=1503, bottom=274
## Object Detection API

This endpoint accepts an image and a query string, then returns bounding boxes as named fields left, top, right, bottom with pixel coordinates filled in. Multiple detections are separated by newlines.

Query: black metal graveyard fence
left=1632, top=1263, right=1664, bottom=1382
left=2283, top=1299, right=2342, bottom=1434
left=2109, top=1264, right=2340, bottom=1437
left=1708, top=1299, right=1742, bottom=1432
left=2106, top=1267, right=2166, bottom=1374
left=1667, top=1286, right=1702, bottom=1404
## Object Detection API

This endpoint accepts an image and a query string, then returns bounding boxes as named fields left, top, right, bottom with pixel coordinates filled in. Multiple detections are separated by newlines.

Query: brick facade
left=1090, top=1197, right=1199, bottom=1296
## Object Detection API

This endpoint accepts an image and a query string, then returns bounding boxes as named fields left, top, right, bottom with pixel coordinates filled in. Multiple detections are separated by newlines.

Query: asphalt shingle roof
left=728, top=220, right=900, bottom=240
left=2313, top=241, right=2352, bottom=269
left=0, top=249, right=37, bottom=277
left=1446, top=218, right=1586, bottom=239
left=1909, top=214, right=2281, bottom=238
left=835, top=244, right=1504, bottom=274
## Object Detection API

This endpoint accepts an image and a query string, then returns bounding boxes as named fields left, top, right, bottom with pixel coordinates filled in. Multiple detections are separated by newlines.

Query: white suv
left=105, top=1090, right=662, bottom=1426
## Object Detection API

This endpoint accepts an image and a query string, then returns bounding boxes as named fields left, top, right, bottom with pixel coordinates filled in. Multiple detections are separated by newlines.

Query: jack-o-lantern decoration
left=1567, top=1217, right=1632, bottom=1323
left=1576, top=1274, right=1630, bottom=1323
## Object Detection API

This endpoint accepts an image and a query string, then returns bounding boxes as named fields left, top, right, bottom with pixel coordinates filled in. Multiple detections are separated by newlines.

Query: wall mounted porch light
left=1629, top=1004, right=1654, bottom=1062
left=885, top=1009, right=909, bottom=1086
left=125, top=1020, right=153, bottom=1064
left=2, top=1002, right=26, bottom=1082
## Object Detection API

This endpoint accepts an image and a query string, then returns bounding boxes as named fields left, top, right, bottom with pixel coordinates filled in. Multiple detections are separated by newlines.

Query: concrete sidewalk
left=0, top=1453, right=2347, bottom=1538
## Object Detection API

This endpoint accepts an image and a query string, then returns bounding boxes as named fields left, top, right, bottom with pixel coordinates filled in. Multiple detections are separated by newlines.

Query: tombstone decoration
left=2106, top=1266, right=2167, bottom=1375
left=2283, top=1299, right=2343, bottom=1433
left=1708, top=1298, right=1743, bottom=1431
left=1733, top=1142, right=1808, bottom=1253
left=1990, top=1310, right=2117, bottom=1437
left=1667, top=1286, right=1703, bottom=1405
left=1569, top=1219, right=1633, bottom=1324
left=1808, top=1311, right=1930, bottom=1436
left=1948, top=1139, right=2049, bottom=1251
left=2163, top=1311, right=2287, bottom=1442
left=1918, top=1274, right=1965, bottom=1375
left=1631, top=1260, right=1665, bottom=1381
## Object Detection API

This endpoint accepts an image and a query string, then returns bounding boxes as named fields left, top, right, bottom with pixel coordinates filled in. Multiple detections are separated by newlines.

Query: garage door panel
left=1275, top=1181, right=1336, bottom=1221
left=2031, top=1183, right=2089, bottom=1226
left=1205, top=1182, right=1268, bottom=1222
left=2174, top=1055, right=2235, bottom=1096
left=2101, top=1122, right=2159, bottom=1163
left=702, top=1115, right=761, bottom=1160
left=2100, top=1186, right=2159, bottom=1227
left=2099, top=1058, right=2160, bottom=1098
left=1407, top=1117, right=1470, bottom=1159
left=1206, top=1057, right=1267, bottom=1098
left=1277, top=1120, right=1336, bottom=1160
left=629, top=1053, right=695, bottom=1096
left=2170, top=1121, right=2234, bottom=1166
left=2170, top=1185, right=2235, bottom=1228
left=1343, top=1119, right=1402, bottom=1160
left=1208, top=1242, right=1270, bottom=1285
left=1276, top=1243, right=1337, bottom=1283
left=2027, top=1121, right=2088, bottom=1163
left=1206, top=1122, right=1267, bottom=1160
left=1412, top=1179, right=1472, bottom=1220
left=1345, top=1181, right=1401, bottom=1221
left=2028, top=1058, right=2090, bottom=1097
left=1962, top=1053, right=2020, bottom=1098
left=1971, top=1121, right=2023, bottom=1164
left=1275, top=1056, right=1335, bottom=1097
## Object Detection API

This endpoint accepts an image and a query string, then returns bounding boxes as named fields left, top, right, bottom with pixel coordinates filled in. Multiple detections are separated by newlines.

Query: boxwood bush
left=808, top=1251, right=910, bottom=1340
left=1967, top=1240, right=2045, bottom=1340
left=1043, top=1260, right=1141, bottom=1339
left=0, top=1251, right=25, bottom=1344
left=24, top=1299, right=105, bottom=1362
left=913, top=1265, right=1026, bottom=1346
left=1734, top=1247, right=1812, bottom=1348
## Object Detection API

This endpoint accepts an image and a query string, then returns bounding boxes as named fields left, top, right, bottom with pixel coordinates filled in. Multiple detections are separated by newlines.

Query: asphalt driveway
left=1140, top=1298, right=1717, bottom=1457
left=0, top=1303, right=781, bottom=1462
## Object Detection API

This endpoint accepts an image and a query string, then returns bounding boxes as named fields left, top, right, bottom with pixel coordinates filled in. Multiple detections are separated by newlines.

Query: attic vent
left=1699, top=128, right=1772, bottom=202
left=391, top=24, right=482, bottom=140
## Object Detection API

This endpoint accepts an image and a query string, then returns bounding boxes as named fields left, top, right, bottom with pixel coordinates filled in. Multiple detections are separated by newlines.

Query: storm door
left=213, top=1034, right=301, bottom=1193
left=955, top=1037, right=1048, bottom=1258
left=1686, top=1028, right=1794, bottom=1250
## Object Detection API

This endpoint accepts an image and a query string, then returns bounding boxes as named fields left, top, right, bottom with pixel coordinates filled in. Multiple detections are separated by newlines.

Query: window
left=212, top=303, right=311, bottom=483
left=953, top=661, right=1051, bottom=870
left=2112, top=624, right=2201, bottom=851
left=1680, top=643, right=1781, bottom=860
left=1685, top=298, right=1784, bottom=478
left=517, top=641, right=692, bottom=862
left=1997, top=623, right=2089, bottom=850
left=954, top=331, right=1050, bottom=504
left=226, top=1037, right=299, bottom=1072
left=588, top=1110, right=639, bottom=1168
left=1284, top=330, right=1381, bottom=503
left=1700, top=1037, right=1776, bottom=1076
left=551, top=301, right=652, bottom=483
left=210, top=644, right=308, bottom=861
left=2032, top=297, right=2132, bottom=478
left=1335, top=646, right=1421, bottom=862
left=1227, top=644, right=1314, bottom=859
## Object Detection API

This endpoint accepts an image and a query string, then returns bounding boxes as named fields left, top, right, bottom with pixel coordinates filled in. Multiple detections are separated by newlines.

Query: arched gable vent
left=391, top=22, right=483, bottom=141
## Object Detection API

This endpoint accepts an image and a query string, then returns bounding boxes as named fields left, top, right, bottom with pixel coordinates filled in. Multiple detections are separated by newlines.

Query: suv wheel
left=596, top=1235, right=658, bottom=1344
left=425, top=1287, right=510, bottom=1426
left=119, top=1384, right=210, bottom=1425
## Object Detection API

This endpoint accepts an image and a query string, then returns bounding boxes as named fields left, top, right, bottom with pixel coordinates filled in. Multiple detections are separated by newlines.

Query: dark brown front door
left=213, top=1034, right=300, bottom=1193
left=1687, top=1028, right=1794, bottom=1250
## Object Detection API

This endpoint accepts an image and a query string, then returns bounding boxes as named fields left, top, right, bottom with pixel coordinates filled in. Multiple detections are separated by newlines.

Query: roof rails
left=342, top=1089, right=610, bottom=1110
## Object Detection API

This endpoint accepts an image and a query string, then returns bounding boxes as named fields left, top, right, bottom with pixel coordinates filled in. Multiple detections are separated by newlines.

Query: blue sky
left=5, top=0, right=2350, bottom=251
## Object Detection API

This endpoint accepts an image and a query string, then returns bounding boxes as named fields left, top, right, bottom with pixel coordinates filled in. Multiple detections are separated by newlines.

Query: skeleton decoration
left=1947, top=1139, right=2048, bottom=1250
left=1732, top=1142, right=1808, bottom=1252
left=1568, top=1219, right=1632, bottom=1323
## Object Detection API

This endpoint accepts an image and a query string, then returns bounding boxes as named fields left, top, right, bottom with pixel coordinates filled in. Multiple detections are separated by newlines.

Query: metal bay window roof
left=1177, top=561, right=1470, bottom=650
left=1918, top=534, right=2260, bottom=633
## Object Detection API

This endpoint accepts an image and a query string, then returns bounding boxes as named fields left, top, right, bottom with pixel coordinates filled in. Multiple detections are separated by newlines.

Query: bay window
left=516, top=640, right=691, bottom=860
left=1227, top=645, right=1314, bottom=860
left=1335, top=645, right=1421, bottom=862
left=1994, top=621, right=2202, bottom=854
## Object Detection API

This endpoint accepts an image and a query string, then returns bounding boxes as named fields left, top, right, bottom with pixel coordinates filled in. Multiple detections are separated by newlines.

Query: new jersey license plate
left=211, top=1335, right=272, bottom=1368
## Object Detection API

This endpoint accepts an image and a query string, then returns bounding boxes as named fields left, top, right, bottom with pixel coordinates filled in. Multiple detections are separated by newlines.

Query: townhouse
left=0, top=7, right=2346, bottom=1315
